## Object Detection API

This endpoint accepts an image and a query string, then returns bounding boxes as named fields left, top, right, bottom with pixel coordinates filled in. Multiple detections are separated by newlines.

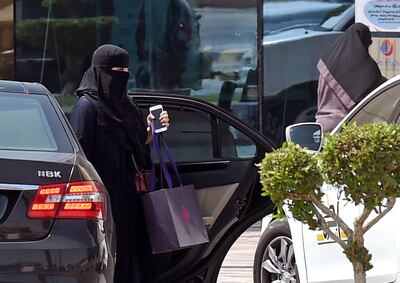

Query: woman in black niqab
left=75, top=44, right=149, bottom=169
left=315, top=23, right=386, bottom=132
left=70, top=44, right=164, bottom=283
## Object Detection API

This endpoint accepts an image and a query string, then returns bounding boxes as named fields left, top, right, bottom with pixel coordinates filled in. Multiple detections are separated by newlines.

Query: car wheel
left=253, top=218, right=298, bottom=283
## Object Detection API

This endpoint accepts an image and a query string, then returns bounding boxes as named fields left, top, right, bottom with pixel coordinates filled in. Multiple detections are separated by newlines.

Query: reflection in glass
left=220, top=120, right=257, bottom=159
left=263, top=0, right=353, bottom=146
left=157, top=107, right=213, bottom=162
left=15, top=0, right=259, bottom=130
left=0, top=0, right=14, bottom=80
left=16, top=0, right=115, bottom=95
left=349, top=83, right=400, bottom=125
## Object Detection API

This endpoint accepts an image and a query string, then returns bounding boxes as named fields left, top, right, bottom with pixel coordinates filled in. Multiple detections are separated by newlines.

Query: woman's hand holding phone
left=147, top=105, right=169, bottom=133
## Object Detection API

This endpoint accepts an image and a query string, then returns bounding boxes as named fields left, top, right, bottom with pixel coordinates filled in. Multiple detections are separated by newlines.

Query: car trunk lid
left=0, top=152, right=75, bottom=241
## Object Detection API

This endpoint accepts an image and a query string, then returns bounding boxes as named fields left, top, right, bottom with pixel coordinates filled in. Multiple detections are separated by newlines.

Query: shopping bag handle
left=159, top=134, right=182, bottom=185
left=156, top=131, right=183, bottom=188
left=150, top=125, right=182, bottom=191
left=150, top=130, right=171, bottom=190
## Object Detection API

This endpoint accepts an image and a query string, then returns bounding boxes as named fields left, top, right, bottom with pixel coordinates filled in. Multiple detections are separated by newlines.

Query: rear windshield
left=0, top=93, right=72, bottom=153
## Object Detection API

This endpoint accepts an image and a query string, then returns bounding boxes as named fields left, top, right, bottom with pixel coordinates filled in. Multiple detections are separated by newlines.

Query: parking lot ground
left=217, top=222, right=261, bottom=283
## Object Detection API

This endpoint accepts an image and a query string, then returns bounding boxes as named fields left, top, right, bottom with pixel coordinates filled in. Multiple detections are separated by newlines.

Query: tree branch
left=363, top=197, right=396, bottom=233
left=310, top=193, right=353, bottom=238
left=313, top=206, right=348, bottom=250
left=355, top=207, right=372, bottom=232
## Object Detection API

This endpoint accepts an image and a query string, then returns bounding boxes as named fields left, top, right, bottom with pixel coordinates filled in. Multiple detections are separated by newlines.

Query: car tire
left=253, top=218, right=298, bottom=283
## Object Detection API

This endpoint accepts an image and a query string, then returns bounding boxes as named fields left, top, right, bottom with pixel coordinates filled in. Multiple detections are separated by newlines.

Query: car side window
left=145, top=105, right=257, bottom=162
left=161, top=107, right=214, bottom=162
left=349, top=83, right=400, bottom=125
left=219, top=120, right=256, bottom=159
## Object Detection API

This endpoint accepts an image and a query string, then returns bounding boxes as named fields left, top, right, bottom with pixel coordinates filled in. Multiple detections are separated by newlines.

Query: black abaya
left=319, top=22, right=385, bottom=103
left=70, top=97, right=155, bottom=283
left=70, top=45, right=154, bottom=283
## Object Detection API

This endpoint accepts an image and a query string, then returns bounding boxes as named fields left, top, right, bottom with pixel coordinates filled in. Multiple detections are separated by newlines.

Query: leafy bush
left=321, top=123, right=400, bottom=208
left=258, top=142, right=323, bottom=229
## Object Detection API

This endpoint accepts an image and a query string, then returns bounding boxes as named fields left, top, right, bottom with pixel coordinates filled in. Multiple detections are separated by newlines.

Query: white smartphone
left=149, top=104, right=168, bottom=133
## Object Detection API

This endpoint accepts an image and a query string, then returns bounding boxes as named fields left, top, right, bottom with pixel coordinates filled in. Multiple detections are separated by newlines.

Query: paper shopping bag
left=141, top=184, right=209, bottom=254
left=140, top=130, right=209, bottom=254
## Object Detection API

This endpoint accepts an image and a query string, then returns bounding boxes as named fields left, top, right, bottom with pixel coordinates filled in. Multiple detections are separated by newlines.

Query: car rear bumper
left=0, top=219, right=115, bottom=283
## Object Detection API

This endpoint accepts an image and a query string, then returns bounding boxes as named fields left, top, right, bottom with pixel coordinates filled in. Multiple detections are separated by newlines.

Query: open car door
left=132, top=93, right=275, bottom=282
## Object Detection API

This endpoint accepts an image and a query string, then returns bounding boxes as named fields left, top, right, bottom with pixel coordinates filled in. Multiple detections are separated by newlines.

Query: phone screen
left=151, top=108, right=164, bottom=131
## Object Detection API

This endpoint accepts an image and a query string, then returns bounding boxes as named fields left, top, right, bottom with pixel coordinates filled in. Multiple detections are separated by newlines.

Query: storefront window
left=0, top=0, right=14, bottom=80
left=262, top=0, right=353, bottom=146
left=15, top=0, right=259, bottom=129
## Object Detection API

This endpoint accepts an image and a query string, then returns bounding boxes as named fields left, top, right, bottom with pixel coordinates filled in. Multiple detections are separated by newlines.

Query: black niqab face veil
left=76, top=44, right=149, bottom=168
left=319, top=23, right=384, bottom=104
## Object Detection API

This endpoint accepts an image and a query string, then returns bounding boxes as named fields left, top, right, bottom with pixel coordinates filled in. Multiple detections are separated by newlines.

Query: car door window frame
left=137, top=100, right=260, bottom=164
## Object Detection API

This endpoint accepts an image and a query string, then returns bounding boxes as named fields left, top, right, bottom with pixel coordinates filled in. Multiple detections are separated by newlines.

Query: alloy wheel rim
left=261, top=236, right=297, bottom=283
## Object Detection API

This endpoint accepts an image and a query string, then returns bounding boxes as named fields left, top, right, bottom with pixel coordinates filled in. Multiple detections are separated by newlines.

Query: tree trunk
left=351, top=219, right=367, bottom=283
left=352, top=261, right=367, bottom=283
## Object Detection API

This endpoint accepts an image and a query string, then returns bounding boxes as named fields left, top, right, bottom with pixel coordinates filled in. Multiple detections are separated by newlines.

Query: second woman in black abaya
left=70, top=44, right=169, bottom=283
left=315, top=23, right=386, bottom=132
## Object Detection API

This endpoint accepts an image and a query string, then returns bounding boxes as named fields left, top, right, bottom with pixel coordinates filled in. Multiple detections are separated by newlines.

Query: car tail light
left=28, top=183, right=66, bottom=218
left=28, top=181, right=107, bottom=220
left=58, top=181, right=106, bottom=220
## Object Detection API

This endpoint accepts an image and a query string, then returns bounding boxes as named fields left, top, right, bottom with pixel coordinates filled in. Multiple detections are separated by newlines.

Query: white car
left=254, top=74, right=400, bottom=283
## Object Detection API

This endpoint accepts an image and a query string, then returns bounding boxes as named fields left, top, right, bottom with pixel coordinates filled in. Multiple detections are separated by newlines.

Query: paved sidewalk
left=217, top=224, right=261, bottom=283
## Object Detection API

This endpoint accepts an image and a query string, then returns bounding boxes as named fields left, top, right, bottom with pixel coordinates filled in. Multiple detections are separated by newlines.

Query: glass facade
left=262, top=0, right=354, bottom=145
left=7, top=0, right=377, bottom=146
left=14, top=0, right=259, bottom=129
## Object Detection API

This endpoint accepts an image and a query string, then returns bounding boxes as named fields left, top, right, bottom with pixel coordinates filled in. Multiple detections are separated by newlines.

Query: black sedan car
left=0, top=79, right=276, bottom=282
left=0, top=80, right=115, bottom=282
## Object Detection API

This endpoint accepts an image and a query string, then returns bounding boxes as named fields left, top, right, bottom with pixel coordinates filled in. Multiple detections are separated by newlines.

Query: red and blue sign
left=380, top=39, right=394, bottom=57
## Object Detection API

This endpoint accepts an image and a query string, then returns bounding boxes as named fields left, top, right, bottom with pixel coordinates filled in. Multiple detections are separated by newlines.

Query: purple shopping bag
left=141, top=132, right=209, bottom=254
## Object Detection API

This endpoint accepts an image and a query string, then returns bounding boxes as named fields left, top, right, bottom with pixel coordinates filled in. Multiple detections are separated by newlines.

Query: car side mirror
left=285, top=123, right=323, bottom=152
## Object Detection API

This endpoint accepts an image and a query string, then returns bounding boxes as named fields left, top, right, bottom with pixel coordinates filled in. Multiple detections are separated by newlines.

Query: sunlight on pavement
left=217, top=224, right=261, bottom=283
